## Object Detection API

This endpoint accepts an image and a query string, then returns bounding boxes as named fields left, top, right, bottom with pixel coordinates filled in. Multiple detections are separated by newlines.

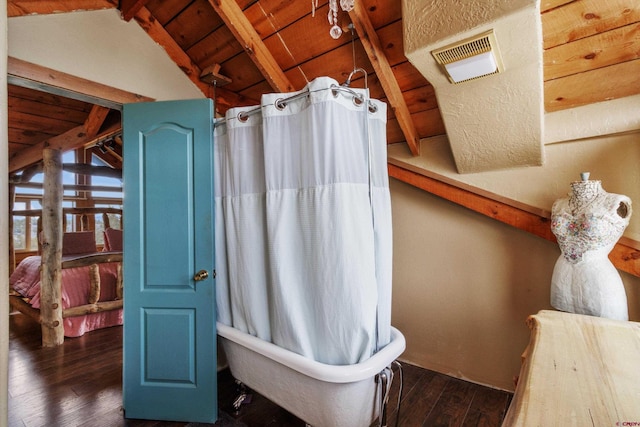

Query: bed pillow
left=62, top=231, right=97, bottom=255
left=103, top=228, right=123, bottom=252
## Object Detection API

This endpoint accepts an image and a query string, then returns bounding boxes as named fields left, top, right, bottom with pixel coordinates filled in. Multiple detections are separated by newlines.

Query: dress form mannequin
left=550, top=173, right=632, bottom=321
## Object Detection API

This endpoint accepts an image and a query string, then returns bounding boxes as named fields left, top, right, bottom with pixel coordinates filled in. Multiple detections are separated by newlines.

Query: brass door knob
left=193, top=270, right=209, bottom=281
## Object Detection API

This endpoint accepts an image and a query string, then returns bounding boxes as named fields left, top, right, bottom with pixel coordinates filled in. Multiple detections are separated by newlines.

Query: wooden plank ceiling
left=7, top=0, right=640, bottom=171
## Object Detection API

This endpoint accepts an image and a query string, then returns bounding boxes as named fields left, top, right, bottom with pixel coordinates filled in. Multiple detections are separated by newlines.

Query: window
left=12, top=151, right=123, bottom=253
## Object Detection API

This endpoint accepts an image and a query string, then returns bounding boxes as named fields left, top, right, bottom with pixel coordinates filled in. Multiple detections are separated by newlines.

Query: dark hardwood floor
left=8, top=311, right=512, bottom=426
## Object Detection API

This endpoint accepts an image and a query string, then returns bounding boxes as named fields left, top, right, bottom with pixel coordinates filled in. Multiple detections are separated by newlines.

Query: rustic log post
left=37, top=217, right=42, bottom=253
left=9, top=182, right=16, bottom=274
left=80, top=214, right=89, bottom=231
left=88, top=264, right=100, bottom=304
left=40, top=148, right=65, bottom=346
left=116, top=263, right=123, bottom=300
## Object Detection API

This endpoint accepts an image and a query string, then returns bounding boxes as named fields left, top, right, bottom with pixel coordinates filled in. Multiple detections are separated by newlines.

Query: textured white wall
left=402, top=0, right=532, bottom=51
left=402, top=0, right=543, bottom=173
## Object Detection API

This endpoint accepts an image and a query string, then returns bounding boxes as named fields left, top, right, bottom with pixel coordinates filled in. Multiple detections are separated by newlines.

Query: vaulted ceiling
left=7, top=0, right=640, bottom=174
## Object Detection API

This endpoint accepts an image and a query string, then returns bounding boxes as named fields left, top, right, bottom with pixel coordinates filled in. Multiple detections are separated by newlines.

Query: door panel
left=122, top=99, right=216, bottom=423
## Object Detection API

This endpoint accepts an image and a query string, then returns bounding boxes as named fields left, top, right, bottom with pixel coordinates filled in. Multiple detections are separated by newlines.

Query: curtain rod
left=213, top=85, right=378, bottom=128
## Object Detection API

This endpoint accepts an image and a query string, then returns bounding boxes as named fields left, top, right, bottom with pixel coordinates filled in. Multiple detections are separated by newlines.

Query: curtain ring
left=237, top=111, right=249, bottom=122
left=275, top=98, right=287, bottom=110
left=331, top=85, right=340, bottom=98
left=368, top=102, right=378, bottom=113
left=352, top=94, right=364, bottom=107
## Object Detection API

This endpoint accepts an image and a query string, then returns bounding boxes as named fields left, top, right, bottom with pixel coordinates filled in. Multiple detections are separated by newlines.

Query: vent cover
left=432, top=30, right=504, bottom=84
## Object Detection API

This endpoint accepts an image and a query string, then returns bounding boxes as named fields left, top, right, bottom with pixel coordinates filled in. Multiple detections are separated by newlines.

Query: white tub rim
left=216, top=322, right=406, bottom=384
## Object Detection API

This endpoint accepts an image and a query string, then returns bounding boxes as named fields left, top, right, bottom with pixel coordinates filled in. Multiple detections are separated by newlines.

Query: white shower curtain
left=214, top=77, right=392, bottom=365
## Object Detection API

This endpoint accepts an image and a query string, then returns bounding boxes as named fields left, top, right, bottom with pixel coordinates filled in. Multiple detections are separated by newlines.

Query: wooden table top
left=503, top=310, right=640, bottom=426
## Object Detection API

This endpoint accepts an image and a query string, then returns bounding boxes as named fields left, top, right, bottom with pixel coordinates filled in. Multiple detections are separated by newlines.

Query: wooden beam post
left=40, top=148, right=65, bottom=346
left=88, top=264, right=101, bottom=304
left=9, top=124, right=121, bottom=173
left=389, top=163, right=640, bottom=277
left=207, top=0, right=295, bottom=93
left=349, top=2, right=421, bottom=156
left=120, top=0, right=148, bottom=21
left=133, top=6, right=255, bottom=113
left=9, top=183, right=16, bottom=274
left=8, top=0, right=117, bottom=17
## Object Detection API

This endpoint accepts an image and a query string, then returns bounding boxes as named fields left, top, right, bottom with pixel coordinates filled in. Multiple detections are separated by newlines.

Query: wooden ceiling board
left=8, top=128, right=56, bottom=148
left=542, top=0, right=640, bottom=49
left=391, top=61, right=433, bottom=92
left=291, top=42, right=375, bottom=89
left=8, top=97, right=89, bottom=125
left=374, top=20, right=408, bottom=66
left=544, top=58, right=640, bottom=112
left=164, top=0, right=224, bottom=50
left=244, top=0, right=317, bottom=39
left=237, top=80, right=273, bottom=106
left=385, top=109, right=445, bottom=145
left=186, top=25, right=243, bottom=70
left=219, top=52, right=271, bottom=92
left=413, top=108, right=447, bottom=138
left=402, top=85, right=439, bottom=114
left=9, top=110, right=81, bottom=136
left=540, top=0, right=573, bottom=14
left=145, top=0, right=192, bottom=26
left=8, top=85, right=92, bottom=113
left=261, top=8, right=351, bottom=71
left=359, top=0, right=402, bottom=28
left=7, top=0, right=117, bottom=17
left=544, top=23, right=640, bottom=81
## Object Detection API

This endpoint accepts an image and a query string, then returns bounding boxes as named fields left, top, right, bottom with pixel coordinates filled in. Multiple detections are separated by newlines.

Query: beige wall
left=390, top=177, right=640, bottom=391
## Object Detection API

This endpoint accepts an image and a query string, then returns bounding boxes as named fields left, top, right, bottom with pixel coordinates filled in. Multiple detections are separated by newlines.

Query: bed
left=9, top=228, right=124, bottom=337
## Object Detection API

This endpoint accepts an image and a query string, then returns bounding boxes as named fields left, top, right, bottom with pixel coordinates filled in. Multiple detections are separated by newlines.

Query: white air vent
left=431, top=30, right=504, bottom=84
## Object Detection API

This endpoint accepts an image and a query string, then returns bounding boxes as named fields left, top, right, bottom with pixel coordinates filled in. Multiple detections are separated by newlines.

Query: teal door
left=122, top=99, right=217, bottom=423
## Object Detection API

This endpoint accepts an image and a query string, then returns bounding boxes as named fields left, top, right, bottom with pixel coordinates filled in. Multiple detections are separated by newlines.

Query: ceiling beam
left=389, top=163, right=640, bottom=278
left=133, top=6, right=254, bottom=113
left=120, top=0, right=148, bottom=21
left=9, top=124, right=121, bottom=174
left=8, top=0, right=117, bottom=17
left=84, top=105, right=111, bottom=138
left=349, top=3, right=421, bottom=156
left=207, top=0, right=294, bottom=93
left=8, top=57, right=153, bottom=109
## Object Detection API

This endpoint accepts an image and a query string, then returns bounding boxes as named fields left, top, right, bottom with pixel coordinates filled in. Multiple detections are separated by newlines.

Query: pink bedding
left=10, top=254, right=123, bottom=337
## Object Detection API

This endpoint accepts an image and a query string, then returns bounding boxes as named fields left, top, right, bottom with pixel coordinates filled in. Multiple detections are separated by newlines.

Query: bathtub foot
left=232, top=380, right=252, bottom=413
left=375, top=360, right=404, bottom=427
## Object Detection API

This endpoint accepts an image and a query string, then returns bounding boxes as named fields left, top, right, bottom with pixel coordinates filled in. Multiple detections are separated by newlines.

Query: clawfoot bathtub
left=217, top=322, right=406, bottom=427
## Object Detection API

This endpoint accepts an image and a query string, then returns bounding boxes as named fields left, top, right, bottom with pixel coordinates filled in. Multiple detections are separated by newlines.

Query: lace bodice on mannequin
left=551, top=180, right=631, bottom=263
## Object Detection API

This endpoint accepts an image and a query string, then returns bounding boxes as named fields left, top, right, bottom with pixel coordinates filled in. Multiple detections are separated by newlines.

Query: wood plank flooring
left=8, top=311, right=512, bottom=426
